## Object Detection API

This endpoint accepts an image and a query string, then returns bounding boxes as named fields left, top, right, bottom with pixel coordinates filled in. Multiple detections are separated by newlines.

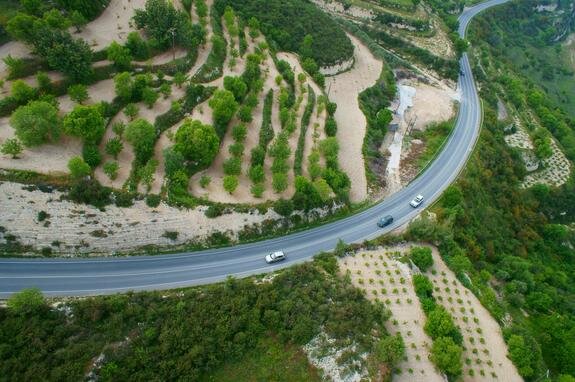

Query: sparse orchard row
left=340, top=245, right=522, bottom=382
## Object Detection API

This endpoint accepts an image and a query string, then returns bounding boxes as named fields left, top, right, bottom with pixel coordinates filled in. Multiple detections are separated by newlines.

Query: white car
left=265, top=251, right=286, bottom=264
left=410, top=194, right=424, bottom=208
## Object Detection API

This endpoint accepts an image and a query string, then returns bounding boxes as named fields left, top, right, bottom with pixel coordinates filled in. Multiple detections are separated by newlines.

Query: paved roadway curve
left=0, top=0, right=510, bottom=298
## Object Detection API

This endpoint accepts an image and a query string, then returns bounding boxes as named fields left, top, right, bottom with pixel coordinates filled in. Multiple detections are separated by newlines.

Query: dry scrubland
left=340, top=245, right=522, bottom=382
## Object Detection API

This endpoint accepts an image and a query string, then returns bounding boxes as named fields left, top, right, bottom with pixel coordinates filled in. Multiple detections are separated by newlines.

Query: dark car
left=377, top=215, right=394, bottom=228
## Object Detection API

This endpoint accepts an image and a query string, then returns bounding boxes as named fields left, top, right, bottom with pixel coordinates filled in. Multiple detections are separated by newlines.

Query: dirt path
left=325, top=34, right=383, bottom=203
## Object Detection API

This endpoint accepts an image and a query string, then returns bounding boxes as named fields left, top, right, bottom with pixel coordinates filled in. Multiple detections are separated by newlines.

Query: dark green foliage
left=424, top=306, right=462, bottom=345
left=324, top=116, right=337, bottom=137
left=429, top=337, right=463, bottom=378
left=6, top=288, right=46, bottom=316
left=174, top=119, right=219, bottom=167
left=209, top=89, right=238, bottom=138
left=224, top=76, right=248, bottom=102
left=67, top=178, right=111, bottom=207
left=125, top=119, right=157, bottom=165
left=154, top=84, right=214, bottom=134
left=114, top=192, right=135, bottom=208
left=358, top=71, right=396, bottom=186
left=133, top=0, right=200, bottom=50
left=10, top=101, right=60, bottom=147
left=33, top=28, right=94, bottom=83
left=274, top=199, right=294, bottom=217
left=125, top=32, right=150, bottom=61
left=205, top=204, right=225, bottom=218
left=214, top=0, right=352, bottom=66
left=258, top=89, right=274, bottom=148
left=63, top=104, right=105, bottom=144
left=410, top=246, right=433, bottom=271
left=82, top=143, right=102, bottom=168
left=294, top=86, right=315, bottom=176
left=374, top=333, right=405, bottom=366
left=145, top=194, right=161, bottom=208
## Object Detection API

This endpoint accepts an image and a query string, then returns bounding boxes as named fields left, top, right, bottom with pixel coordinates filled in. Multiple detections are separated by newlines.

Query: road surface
left=0, top=0, right=510, bottom=297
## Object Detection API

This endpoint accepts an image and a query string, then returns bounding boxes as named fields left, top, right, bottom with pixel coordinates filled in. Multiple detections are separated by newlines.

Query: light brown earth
left=73, top=0, right=146, bottom=50
left=0, top=181, right=280, bottom=255
left=339, top=244, right=522, bottom=382
left=325, top=34, right=383, bottom=203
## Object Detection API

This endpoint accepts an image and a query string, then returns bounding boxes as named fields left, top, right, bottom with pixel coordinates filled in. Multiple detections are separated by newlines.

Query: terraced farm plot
left=340, top=245, right=522, bottom=382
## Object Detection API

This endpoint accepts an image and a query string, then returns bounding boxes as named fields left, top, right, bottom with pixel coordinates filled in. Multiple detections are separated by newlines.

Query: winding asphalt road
left=0, top=0, right=510, bottom=298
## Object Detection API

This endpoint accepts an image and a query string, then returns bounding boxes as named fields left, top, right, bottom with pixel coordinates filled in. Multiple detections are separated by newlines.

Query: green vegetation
left=294, top=85, right=315, bottom=175
left=1, top=138, right=23, bottom=159
left=409, top=246, right=433, bottom=271
left=214, top=0, right=353, bottom=67
left=410, top=120, right=454, bottom=171
left=174, top=119, right=220, bottom=167
left=358, top=69, right=396, bottom=188
left=0, top=259, right=399, bottom=380
left=10, top=101, right=60, bottom=147
left=204, top=337, right=321, bottom=382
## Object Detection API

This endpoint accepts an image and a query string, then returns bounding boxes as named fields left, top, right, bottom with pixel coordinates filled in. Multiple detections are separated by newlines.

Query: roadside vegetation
left=0, top=257, right=403, bottom=381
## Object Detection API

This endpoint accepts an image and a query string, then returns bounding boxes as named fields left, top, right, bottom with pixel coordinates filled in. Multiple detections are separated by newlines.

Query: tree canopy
left=10, top=101, right=60, bottom=146
left=174, top=119, right=220, bottom=167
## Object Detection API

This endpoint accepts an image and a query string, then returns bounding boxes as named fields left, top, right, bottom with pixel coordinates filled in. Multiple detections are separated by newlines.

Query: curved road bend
left=0, top=0, right=510, bottom=297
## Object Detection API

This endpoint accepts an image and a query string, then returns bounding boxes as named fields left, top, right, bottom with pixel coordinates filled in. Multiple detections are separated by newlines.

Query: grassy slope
left=202, top=337, right=322, bottom=382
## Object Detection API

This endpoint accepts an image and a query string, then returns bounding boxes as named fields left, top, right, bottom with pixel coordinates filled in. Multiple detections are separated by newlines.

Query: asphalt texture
left=0, top=0, right=510, bottom=297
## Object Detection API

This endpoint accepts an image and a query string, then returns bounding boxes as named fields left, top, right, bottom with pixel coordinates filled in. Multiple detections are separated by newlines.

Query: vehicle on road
left=265, top=251, right=286, bottom=264
left=410, top=194, right=424, bottom=208
left=377, top=215, right=394, bottom=228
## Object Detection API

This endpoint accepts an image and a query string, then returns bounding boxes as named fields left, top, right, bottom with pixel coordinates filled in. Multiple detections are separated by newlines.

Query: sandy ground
left=325, top=34, right=382, bottom=203
left=0, top=41, right=31, bottom=77
left=187, top=0, right=214, bottom=78
left=57, top=78, right=117, bottom=113
left=0, top=181, right=280, bottom=255
left=73, top=0, right=146, bottom=51
left=427, top=247, right=523, bottom=381
left=403, top=82, right=457, bottom=132
left=0, top=117, right=83, bottom=174
left=339, top=244, right=522, bottom=382
left=340, top=248, right=443, bottom=381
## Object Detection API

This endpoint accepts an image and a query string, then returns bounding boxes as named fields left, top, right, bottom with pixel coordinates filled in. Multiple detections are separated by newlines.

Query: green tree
left=163, top=147, right=185, bottom=176
left=68, top=84, right=89, bottom=104
left=68, top=156, right=91, bottom=178
left=6, top=13, right=38, bottom=43
left=375, top=333, right=405, bottom=366
left=142, top=87, right=159, bottom=108
left=199, top=175, right=211, bottom=188
left=34, top=29, right=94, bottom=83
left=209, top=89, right=239, bottom=136
left=507, top=335, right=535, bottom=377
left=232, top=124, right=247, bottom=142
left=174, top=119, right=219, bottom=167
left=223, top=175, right=238, bottom=194
left=114, top=72, right=134, bottom=102
left=42, top=9, right=70, bottom=30
left=103, top=161, right=119, bottom=180
left=274, top=199, right=294, bottom=217
left=125, top=119, right=157, bottom=164
left=107, top=41, right=132, bottom=70
left=223, top=157, right=241, bottom=175
left=430, top=337, right=462, bottom=377
left=36, top=71, right=52, bottom=93
left=11, top=80, right=36, bottom=104
left=139, top=159, right=158, bottom=191
left=1, top=138, right=24, bottom=159
left=249, top=165, right=265, bottom=183
left=10, top=101, right=60, bottom=146
left=173, top=72, right=187, bottom=88
left=125, top=32, right=149, bottom=60
left=424, top=306, right=461, bottom=344
left=124, top=103, right=139, bottom=120
left=312, top=178, right=332, bottom=201
left=63, top=105, right=106, bottom=143
left=223, top=76, right=248, bottom=102
left=410, top=246, right=433, bottom=271
left=251, top=182, right=264, bottom=197
left=105, top=137, right=124, bottom=159
left=69, top=10, right=87, bottom=32
left=272, top=172, right=288, bottom=193
left=7, top=288, right=45, bottom=315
